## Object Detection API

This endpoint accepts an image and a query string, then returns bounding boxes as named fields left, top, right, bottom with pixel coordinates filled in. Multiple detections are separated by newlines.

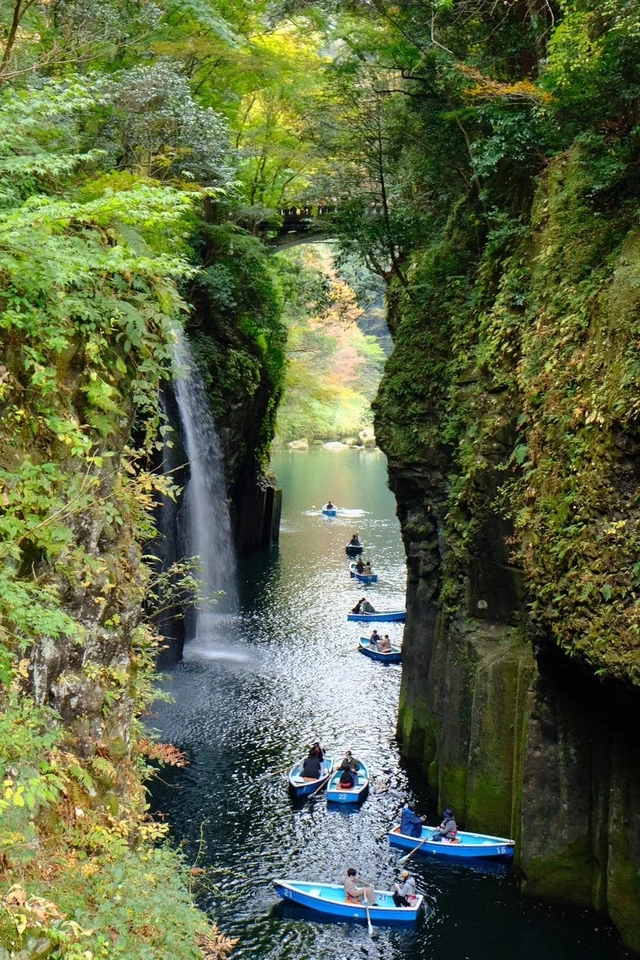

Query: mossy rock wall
left=377, top=146, right=640, bottom=950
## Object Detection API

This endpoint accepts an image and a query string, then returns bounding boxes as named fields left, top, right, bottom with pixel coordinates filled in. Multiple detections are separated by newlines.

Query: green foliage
left=273, top=244, right=385, bottom=442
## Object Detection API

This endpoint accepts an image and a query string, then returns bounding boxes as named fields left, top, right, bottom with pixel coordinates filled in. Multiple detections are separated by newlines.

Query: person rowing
left=349, top=533, right=361, bottom=546
left=378, top=634, right=392, bottom=653
left=344, top=867, right=375, bottom=906
left=400, top=801, right=426, bottom=838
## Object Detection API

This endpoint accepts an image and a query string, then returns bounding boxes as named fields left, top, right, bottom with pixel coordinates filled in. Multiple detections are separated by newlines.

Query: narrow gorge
left=1, top=0, right=639, bottom=958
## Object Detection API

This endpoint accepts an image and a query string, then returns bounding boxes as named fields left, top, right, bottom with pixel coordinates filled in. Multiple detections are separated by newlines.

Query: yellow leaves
left=460, top=65, right=552, bottom=104
left=3, top=886, right=66, bottom=934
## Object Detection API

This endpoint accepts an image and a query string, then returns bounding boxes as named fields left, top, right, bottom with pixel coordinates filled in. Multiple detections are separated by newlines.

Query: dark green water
left=150, top=448, right=631, bottom=960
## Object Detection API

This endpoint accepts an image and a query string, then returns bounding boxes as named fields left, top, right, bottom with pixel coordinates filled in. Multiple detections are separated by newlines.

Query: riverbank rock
left=322, top=441, right=348, bottom=450
left=359, top=428, right=376, bottom=448
left=288, top=439, right=309, bottom=450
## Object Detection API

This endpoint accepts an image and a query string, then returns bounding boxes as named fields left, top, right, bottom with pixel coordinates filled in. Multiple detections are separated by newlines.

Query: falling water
left=171, top=329, right=237, bottom=635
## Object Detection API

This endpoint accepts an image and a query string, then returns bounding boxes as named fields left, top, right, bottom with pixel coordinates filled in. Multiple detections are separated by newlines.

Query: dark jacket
left=301, top=756, right=322, bottom=779
left=400, top=807, right=423, bottom=839
left=339, top=769, right=354, bottom=788
left=339, top=756, right=359, bottom=773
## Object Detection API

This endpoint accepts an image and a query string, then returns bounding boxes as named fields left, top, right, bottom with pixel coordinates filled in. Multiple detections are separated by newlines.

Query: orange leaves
left=139, top=739, right=189, bottom=767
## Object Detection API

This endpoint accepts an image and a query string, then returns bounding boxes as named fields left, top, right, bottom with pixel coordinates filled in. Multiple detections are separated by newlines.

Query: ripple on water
left=150, top=450, right=631, bottom=960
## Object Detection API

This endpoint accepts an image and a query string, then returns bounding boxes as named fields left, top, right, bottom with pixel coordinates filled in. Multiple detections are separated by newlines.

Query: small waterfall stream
left=172, top=330, right=237, bottom=636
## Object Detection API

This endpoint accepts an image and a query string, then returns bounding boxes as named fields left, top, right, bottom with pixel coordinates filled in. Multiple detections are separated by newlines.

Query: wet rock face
left=376, top=377, right=640, bottom=951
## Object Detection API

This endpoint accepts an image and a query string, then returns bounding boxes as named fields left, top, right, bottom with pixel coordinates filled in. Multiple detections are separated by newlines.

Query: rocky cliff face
left=186, top=216, right=286, bottom=553
left=374, top=148, right=640, bottom=950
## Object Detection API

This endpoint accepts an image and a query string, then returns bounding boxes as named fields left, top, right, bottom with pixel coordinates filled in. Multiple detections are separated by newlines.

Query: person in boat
left=339, top=767, right=355, bottom=789
left=378, top=634, right=392, bottom=653
left=432, top=807, right=458, bottom=842
left=325, top=501, right=335, bottom=510
left=351, top=597, right=366, bottom=614
left=361, top=598, right=376, bottom=614
left=355, top=557, right=365, bottom=574
left=300, top=752, right=322, bottom=779
left=369, top=629, right=381, bottom=648
left=400, top=801, right=426, bottom=839
left=309, top=742, right=324, bottom=760
left=344, top=868, right=375, bottom=906
left=393, top=869, right=417, bottom=908
left=339, top=750, right=359, bottom=774
left=349, top=533, right=361, bottom=546
left=363, top=560, right=372, bottom=574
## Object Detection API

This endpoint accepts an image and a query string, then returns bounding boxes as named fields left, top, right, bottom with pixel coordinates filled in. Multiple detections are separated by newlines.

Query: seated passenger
left=363, top=560, right=372, bottom=574
left=378, top=634, right=392, bottom=653
left=301, top=754, right=322, bottom=779
left=326, top=501, right=335, bottom=509
left=400, top=802, right=425, bottom=839
left=351, top=597, right=366, bottom=614
left=369, top=629, right=381, bottom=647
left=309, top=742, right=324, bottom=760
left=356, top=558, right=365, bottom=573
left=361, top=599, right=376, bottom=614
left=393, top=869, right=417, bottom=907
left=349, top=533, right=361, bottom=545
left=339, top=768, right=354, bottom=789
left=344, top=868, right=375, bottom=906
left=339, top=750, right=359, bottom=773
left=432, top=807, right=457, bottom=842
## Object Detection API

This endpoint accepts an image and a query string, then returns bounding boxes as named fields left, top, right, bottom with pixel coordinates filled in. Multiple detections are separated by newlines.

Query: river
left=150, top=448, right=630, bottom=960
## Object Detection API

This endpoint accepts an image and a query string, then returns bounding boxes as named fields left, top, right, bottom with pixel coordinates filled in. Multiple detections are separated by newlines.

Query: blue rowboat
left=347, top=610, right=406, bottom=623
left=349, top=563, right=378, bottom=584
left=288, top=758, right=333, bottom=797
left=327, top=761, right=369, bottom=803
left=272, top=880, right=423, bottom=924
left=389, top=824, right=515, bottom=859
left=322, top=505, right=337, bottom=517
left=359, top=637, right=402, bottom=664
left=345, top=543, right=364, bottom=555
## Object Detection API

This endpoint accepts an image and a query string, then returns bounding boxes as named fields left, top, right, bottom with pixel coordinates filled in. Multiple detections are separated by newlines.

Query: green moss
left=523, top=837, right=595, bottom=905
left=608, top=861, right=640, bottom=953
left=439, top=763, right=468, bottom=820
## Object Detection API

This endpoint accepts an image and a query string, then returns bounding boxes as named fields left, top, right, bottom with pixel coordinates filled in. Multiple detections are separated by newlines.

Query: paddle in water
left=364, top=899, right=374, bottom=937
left=399, top=836, right=428, bottom=864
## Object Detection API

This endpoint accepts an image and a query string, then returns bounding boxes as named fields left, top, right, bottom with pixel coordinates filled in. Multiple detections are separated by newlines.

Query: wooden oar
left=364, top=899, right=374, bottom=937
left=399, top=835, right=430, bottom=864
left=308, top=767, right=332, bottom=799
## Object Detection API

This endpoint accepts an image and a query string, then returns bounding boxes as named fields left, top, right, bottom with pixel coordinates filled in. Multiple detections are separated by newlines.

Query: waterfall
left=171, top=330, right=237, bottom=635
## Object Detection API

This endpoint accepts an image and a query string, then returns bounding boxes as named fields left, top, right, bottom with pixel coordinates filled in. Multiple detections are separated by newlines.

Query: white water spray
left=172, top=330, right=237, bottom=634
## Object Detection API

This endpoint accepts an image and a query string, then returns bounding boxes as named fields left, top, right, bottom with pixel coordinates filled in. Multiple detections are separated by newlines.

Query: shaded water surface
left=150, top=449, right=630, bottom=960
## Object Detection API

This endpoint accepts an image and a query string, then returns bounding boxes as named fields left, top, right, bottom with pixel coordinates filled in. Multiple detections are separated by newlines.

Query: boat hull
left=327, top=762, right=369, bottom=803
left=349, top=565, right=378, bottom=584
left=389, top=825, right=515, bottom=859
left=322, top=508, right=337, bottom=517
left=347, top=610, right=406, bottom=622
left=288, top=758, right=333, bottom=797
left=359, top=638, right=402, bottom=664
left=345, top=544, right=364, bottom=555
left=273, top=880, right=423, bottom=924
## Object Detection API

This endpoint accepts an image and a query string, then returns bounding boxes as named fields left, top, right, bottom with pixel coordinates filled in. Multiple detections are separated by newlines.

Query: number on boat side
left=498, top=847, right=505, bottom=854
left=284, top=890, right=291, bottom=898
